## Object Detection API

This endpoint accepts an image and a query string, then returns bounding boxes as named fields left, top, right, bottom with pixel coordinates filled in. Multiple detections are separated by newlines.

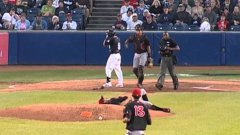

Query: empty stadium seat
left=157, top=24, right=172, bottom=31
left=59, top=12, right=67, bottom=24
left=230, top=25, right=240, bottom=31
left=172, top=25, right=187, bottom=31
left=187, top=25, right=200, bottom=31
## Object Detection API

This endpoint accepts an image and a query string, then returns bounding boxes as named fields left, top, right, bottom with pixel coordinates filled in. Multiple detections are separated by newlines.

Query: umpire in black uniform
left=155, top=31, right=180, bottom=90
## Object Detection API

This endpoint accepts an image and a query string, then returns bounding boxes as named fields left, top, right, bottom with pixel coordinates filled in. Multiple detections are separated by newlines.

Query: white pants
left=126, top=130, right=145, bottom=135
left=105, top=53, right=123, bottom=84
left=133, top=52, right=147, bottom=68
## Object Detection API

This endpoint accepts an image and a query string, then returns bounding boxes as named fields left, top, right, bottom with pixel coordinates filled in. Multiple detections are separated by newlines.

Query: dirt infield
left=0, top=66, right=239, bottom=122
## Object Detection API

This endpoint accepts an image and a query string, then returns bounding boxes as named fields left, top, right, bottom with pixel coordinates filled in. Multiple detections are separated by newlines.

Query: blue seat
left=172, top=25, right=188, bottom=31
left=59, top=12, right=67, bottom=24
left=72, top=14, right=84, bottom=30
left=157, top=24, right=172, bottom=31
left=187, top=25, right=200, bottom=31
left=230, top=25, right=240, bottom=31
left=27, top=8, right=40, bottom=23
left=72, top=8, right=85, bottom=15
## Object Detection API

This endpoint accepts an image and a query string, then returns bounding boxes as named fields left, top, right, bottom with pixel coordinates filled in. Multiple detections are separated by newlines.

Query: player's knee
left=138, top=65, right=144, bottom=74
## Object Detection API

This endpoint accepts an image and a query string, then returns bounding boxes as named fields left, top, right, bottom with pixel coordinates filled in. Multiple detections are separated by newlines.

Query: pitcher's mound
left=0, top=104, right=172, bottom=122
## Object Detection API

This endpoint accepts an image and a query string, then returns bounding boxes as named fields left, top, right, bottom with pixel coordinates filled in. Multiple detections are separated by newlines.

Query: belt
left=110, top=50, right=120, bottom=54
left=162, top=55, right=172, bottom=57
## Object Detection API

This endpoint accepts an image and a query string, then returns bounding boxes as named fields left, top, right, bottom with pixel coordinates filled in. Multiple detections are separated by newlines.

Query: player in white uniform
left=102, top=29, right=124, bottom=88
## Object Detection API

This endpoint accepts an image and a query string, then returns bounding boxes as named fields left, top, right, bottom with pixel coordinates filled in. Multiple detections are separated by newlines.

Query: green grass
left=0, top=67, right=240, bottom=83
left=0, top=66, right=240, bottom=135
left=0, top=92, right=240, bottom=135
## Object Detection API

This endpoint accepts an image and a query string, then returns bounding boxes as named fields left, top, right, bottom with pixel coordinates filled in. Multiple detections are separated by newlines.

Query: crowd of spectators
left=113, top=0, right=240, bottom=31
left=1, top=0, right=240, bottom=31
left=0, top=0, right=91, bottom=30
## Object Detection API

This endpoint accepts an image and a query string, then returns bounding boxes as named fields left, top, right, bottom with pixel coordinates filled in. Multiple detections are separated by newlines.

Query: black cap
left=127, top=8, right=133, bottom=13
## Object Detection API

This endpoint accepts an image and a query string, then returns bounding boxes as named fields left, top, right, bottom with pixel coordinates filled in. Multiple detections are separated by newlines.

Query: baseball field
left=0, top=65, right=240, bottom=135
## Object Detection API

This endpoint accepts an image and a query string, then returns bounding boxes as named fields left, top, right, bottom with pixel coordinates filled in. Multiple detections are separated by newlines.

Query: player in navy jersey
left=102, top=29, right=124, bottom=88
left=123, top=88, right=151, bottom=135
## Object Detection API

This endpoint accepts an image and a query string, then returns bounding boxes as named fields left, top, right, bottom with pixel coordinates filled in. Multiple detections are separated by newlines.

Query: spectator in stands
left=221, top=0, right=234, bottom=13
left=222, top=7, right=232, bottom=23
left=181, top=0, right=192, bottom=14
left=113, top=13, right=127, bottom=30
left=191, top=13, right=201, bottom=26
left=127, top=13, right=143, bottom=30
left=48, top=15, right=62, bottom=29
left=231, top=6, right=240, bottom=25
left=129, top=0, right=138, bottom=9
left=174, top=4, right=192, bottom=25
left=52, top=0, right=59, bottom=8
left=135, top=0, right=149, bottom=21
left=55, top=0, right=68, bottom=15
left=142, top=13, right=157, bottom=30
left=203, top=4, right=217, bottom=30
left=211, top=0, right=221, bottom=18
left=167, top=0, right=178, bottom=13
left=142, top=9, right=150, bottom=22
left=31, top=12, right=48, bottom=30
left=75, top=0, right=90, bottom=18
left=149, top=0, right=163, bottom=17
left=2, top=7, right=19, bottom=29
left=15, top=0, right=27, bottom=15
left=62, top=12, right=77, bottom=30
left=120, top=0, right=134, bottom=14
left=217, top=13, right=230, bottom=31
left=41, top=0, right=55, bottom=16
left=63, top=0, right=74, bottom=12
left=200, top=17, right=211, bottom=31
left=32, top=0, right=47, bottom=9
left=0, top=0, right=13, bottom=17
left=15, top=12, right=31, bottom=30
left=143, top=0, right=154, bottom=7
left=122, top=7, right=133, bottom=24
left=191, top=0, right=204, bottom=18
left=26, top=0, right=35, bottom=8
left=157, top=5, right=174, bottom=25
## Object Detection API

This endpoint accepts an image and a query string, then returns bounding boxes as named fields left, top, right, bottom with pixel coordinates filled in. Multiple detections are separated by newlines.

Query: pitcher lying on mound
left=98, top=87, right=170, bottom=113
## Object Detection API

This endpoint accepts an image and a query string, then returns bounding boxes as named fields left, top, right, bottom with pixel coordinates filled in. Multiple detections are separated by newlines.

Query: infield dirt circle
left=0, top=66, right=239, bottom=122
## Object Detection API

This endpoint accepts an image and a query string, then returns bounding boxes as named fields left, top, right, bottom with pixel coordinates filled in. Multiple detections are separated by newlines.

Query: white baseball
left=98, top=116, right=103, bottom=120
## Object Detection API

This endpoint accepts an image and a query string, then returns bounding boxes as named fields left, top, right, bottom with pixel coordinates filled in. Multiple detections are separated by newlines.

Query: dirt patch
left=0, top=66, right=240, bottom=122
left=0, top=104, right=172, bottom=122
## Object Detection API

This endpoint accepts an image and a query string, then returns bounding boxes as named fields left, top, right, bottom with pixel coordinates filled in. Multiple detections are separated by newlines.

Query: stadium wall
left=5, top=31, right=240, bottom=66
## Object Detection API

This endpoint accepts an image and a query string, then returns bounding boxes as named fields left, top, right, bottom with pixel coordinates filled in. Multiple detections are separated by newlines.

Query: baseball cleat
left=102, top=82, right=112, bottom=88
left=155, top=83, right=163, bottom=90
left=174, top=84, right=178, bottom=90
left=115, top=83, right=124, bottom=88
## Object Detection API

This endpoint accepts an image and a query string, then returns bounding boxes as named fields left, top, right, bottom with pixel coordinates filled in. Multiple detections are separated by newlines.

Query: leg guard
left=133, top=68, right=138, bottom=78
left=138, top=65, right=144, bottom=85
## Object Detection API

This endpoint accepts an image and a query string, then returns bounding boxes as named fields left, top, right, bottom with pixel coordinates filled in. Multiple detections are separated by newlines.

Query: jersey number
left=134, top=105, right=145, bottom=117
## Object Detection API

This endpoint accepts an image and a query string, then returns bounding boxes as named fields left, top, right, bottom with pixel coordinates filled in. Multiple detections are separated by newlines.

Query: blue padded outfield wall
left=6, top=31, right=240, bottom=65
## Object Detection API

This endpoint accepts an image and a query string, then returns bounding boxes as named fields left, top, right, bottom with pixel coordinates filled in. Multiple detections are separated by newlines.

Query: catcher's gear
left=146, top=57, right=153, bottom=68
left=106, top=29, right=115, bottom=37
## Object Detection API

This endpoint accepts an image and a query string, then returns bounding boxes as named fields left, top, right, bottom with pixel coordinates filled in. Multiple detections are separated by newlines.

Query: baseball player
left=155, top=31, right=180, bottom=90
left=98, top=88, right=171, bottom=113
left=102, top=29, right=124, bottom=88
left=123, top=88, right=151, bottom=135
left=125, top=24, right=152, bottom=87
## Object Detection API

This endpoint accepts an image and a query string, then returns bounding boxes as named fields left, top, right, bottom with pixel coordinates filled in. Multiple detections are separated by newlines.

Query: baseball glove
left=146, top=57, right=153, bottom=68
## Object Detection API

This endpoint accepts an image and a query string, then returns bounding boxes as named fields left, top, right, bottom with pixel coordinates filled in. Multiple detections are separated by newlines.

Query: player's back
left=125, top=100, right=151, bottom=131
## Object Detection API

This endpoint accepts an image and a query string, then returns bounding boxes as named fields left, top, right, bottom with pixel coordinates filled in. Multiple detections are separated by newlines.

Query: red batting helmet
left=132, top=88, right=141, bottom=99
